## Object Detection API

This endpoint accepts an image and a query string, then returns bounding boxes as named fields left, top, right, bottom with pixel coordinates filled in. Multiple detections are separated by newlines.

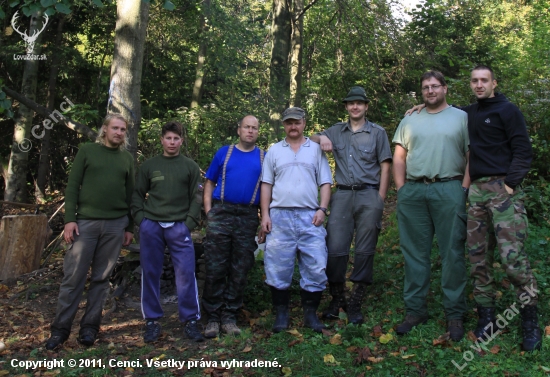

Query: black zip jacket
left=460, top=93, right=532, bottom=189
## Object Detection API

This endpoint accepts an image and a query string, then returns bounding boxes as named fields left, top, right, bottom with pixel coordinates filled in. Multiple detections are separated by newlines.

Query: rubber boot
left=347, top=283, right=367, bottom=325
left=322, top=282, right=347, bottom=319
left=521, top=305, right=542, bottom=351
left=301, top=289, right=327, bottom=333
left=473, top=306, right=496, bottom=339
left=270, top=286, right=290, bottom=333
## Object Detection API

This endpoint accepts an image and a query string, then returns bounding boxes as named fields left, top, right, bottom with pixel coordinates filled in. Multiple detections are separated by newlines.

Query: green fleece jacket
left=64, top=143, right=135, bottom=232
left=131, top=154, right=201, bottom=231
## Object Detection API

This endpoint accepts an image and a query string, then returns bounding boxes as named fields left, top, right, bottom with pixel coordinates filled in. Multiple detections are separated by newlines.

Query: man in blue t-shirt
left=202, top=115, right=265, bottom=338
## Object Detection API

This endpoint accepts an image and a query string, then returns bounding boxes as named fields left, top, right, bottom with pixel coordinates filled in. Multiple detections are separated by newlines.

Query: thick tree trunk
left=289, top=0, right=304, bottom=108
left=4, top=12, right=48, bottom=202
left=36, top=16, right=65, bottom=203
left=268, top=0, right=292, bottom=141
left=109, top=0, right=150, bottom=160
left=190, top=0, right=210, bottom=109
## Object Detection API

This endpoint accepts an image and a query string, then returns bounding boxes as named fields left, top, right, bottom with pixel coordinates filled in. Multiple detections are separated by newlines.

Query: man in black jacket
left=405, top=66, right=541, bottom=351
left=464, top=65, right=540, bottom=351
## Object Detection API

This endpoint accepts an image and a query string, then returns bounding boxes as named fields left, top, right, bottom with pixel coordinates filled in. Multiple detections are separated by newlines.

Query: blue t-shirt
left=205, top=145, right=263, bottom=205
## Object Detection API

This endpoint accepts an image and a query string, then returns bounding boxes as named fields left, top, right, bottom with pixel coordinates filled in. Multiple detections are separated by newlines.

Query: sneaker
left=184, top=320, right=205, bottom=342
left=447, top=319, right=464, bottom=341
left=396, top=315, right=428, bottom=335
left=77, top=328, right=97, bottom=346
left=143, top=321, right=162, bottom=343
left=45, top=334, right=67, bottom=350
left=221, top=323, right=241, bottom=336
left=204, top=322, right=220, bottom=338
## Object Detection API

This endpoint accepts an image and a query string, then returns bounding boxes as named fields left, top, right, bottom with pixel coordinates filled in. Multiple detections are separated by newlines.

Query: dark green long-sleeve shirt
left=131, top=154, right=201, bottom=230
left=64, top=142, right=135, bottom=232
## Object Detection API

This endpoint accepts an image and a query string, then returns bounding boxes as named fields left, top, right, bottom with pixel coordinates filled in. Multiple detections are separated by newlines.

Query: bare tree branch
left=295, top=0, right=319, bottom=20
left=2, top=86, right=98, bottom=141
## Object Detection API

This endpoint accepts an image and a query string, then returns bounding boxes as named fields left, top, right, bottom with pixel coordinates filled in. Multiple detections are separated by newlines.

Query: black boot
left=347, top=283, right=367, bottom=325
left=322, top=282, right=347, bottom=319
left=270, top=286, right=290, bottom=333
left=521, top=305, right=542, bottom=351
left=473, top=306, right=496, bottom=339
left=301, top=289, right=327, bottom=333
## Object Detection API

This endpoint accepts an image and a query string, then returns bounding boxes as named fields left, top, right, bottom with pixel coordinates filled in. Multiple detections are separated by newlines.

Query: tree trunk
left=109, top=0, right=150, bottom=160
left=0, top=214, right=50, bottom=280
left=289, top=0, right=304, bottom=108
left=4, top=11, right=48, bottom=202
left=268, top=0, right=292, bottom=141
left=190, top=0, right=210, bottom=109
left=35, top=16, right=66, bottom=203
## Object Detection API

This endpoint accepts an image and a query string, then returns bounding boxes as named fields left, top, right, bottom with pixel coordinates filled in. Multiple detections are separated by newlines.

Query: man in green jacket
left=46, top=114, right=134, bottom=350
left=132, top=121, right=204, bottom=343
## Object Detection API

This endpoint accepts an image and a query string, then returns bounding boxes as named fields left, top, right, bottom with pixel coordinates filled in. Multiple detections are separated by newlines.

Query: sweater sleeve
left=503, top=107, right=533, bottom=189
left=64, top=146, right=87, bottom=224
left=131, top=164, right=148, bottom=227
left=184, top=161, right=202, bottom=231
left=125, top=155, right=135, bottom=232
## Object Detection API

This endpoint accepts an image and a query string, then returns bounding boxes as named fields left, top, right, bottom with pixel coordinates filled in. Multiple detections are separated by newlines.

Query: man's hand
left=257, top=227, right=266, bottom=244
left=318, top=135, right=333, bottom=152
left=505, top=184, right=514, bottom=195
left=261, top=215, right=272, bottom=234
left=64, top=222, right=79, bottom=243
left=123, top=232, right=133, bottom=246
left=405, top=104, right=425, bottom=116
left=312, top=210, right=325, bottom=226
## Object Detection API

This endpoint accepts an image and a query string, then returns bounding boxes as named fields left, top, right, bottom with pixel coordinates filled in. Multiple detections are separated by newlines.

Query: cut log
left=0, top=214, right=50, bottom=280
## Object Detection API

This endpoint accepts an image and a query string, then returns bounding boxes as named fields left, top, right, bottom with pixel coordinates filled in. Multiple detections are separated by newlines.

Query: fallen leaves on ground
left=545, top=326, right=550, bottom=336
left=241, top=345, right=252, bottom=353
left=379, top=333, right=393, bottom=344
left=286, top=329, right=302, bottom=337
left=281, top=366, right=292, bottom=376
left=353, top=346, right=374, bottom=365
left=433, top=332, right=450, bottom=346
left=329, top=334, right=342, bottom=345
left=367, top=357, right=384, bottom=363
left=490, top=345, right=500, bottom=354
left=467, top=331, right=478, bottom=342
left=323, top=354, right=340, bottom=366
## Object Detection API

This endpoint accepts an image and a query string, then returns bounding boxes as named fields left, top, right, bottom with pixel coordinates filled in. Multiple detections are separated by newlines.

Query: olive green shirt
left=392, top=106, right=469, bottom=179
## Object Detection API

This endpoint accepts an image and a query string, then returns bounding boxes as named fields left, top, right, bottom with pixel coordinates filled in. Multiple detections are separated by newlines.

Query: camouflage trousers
left=467, top=176, right=537, bottom=307
left=202, top=201, right=259, bottom=324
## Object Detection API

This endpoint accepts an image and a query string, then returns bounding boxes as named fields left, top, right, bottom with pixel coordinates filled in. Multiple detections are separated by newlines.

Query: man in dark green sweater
left=132, top=121, right=204, bottom=342
left=46, top=114, right=134, bottom=350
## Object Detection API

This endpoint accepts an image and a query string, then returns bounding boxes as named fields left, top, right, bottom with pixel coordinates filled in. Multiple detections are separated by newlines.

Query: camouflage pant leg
left=201, top=202, right=259, bottom=323
left=467, top=177, right=537, bottom=307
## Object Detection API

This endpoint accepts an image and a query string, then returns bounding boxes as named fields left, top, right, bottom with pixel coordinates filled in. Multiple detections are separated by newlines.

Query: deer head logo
left=11, top=11, right=49, bottom=54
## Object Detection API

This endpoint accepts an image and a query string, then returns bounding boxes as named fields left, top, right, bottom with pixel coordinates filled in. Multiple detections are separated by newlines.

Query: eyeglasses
left=240, top=126, right=259, bottom=131
left=421, top=84, right=444, bottom=92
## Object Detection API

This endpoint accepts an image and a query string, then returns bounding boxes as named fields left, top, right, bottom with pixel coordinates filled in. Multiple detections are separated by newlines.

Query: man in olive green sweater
left=46, top=114, right=134, bottom=350
left=132, top=121, right=204, bottom=342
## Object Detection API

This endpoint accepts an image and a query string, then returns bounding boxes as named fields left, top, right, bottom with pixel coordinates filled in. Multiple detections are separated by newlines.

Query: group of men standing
left=45, top=64, right=541, bottom=353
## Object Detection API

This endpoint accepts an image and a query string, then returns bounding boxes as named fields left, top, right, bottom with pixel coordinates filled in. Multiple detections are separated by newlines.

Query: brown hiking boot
left=396, top=315, right=428, bottom=335
left=221, top=323, right=241, bottom=336
left=204, top=322, right=220, bottom=338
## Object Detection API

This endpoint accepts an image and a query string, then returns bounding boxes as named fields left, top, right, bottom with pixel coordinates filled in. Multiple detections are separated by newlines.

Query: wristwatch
left=317, top=207, right=328, bottom=215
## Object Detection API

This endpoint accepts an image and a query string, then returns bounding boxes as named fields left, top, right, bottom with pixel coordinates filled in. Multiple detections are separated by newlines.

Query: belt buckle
left=351, top=184, right=361, bottom=190
left=423, top=177, right=436, bottom=184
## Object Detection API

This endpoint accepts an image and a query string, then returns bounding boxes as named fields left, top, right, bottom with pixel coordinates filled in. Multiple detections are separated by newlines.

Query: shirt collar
left=342, top=120, right=371, bottom=133
left=282, top=137, right=310, bottom=147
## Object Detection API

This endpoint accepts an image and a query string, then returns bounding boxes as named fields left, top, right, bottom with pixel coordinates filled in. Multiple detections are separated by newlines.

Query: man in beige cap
left=261, top=107, right=333, bottom=333
left=311, top=86, right=392, bottom=325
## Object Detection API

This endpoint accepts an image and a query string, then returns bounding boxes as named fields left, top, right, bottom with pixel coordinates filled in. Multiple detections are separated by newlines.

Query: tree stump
left=0, top=214, right=50, bottom=280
